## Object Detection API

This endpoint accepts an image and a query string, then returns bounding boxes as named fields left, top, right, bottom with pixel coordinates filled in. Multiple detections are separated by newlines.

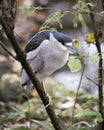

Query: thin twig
left=19, top=6, right=104, bottom=17
left=0, top=40, right=17, bottom=60
left=86, top=75, right=98, bottom=86
left=71, top=62, right=85, bottom=124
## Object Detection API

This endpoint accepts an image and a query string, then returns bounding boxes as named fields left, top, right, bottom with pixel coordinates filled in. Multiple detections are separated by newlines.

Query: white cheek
left=65, top=42, right=73, bottom=46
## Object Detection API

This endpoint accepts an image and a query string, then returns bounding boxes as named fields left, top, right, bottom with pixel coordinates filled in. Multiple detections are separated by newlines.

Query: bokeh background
left=0, top=0, right=104, bottom=129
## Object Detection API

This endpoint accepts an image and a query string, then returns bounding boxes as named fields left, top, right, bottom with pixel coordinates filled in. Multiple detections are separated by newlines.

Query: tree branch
left=71, top=63, right=85, bottom=124
left=86, top=75, right=98, bottom=86
left=0, top=40, right=17, bottom=60
left=0, top=1, right=66, bottom=130
left=101, top=0, right=104, bottom=10
left=87, top=2, right=104, bottom=129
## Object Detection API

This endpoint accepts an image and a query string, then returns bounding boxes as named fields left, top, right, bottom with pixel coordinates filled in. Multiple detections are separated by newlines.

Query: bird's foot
left=45, top=94, right=52, bottom=108
left=41, top=82, right=52, bottom=108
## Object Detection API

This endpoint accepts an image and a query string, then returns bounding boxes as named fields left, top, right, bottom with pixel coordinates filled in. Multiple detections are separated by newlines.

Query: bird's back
left=25, top=30, right=52, bottom=53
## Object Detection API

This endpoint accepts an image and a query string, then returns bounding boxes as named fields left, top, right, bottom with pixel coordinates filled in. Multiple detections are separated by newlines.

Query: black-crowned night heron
left=21, top=30, right=79, bottom=88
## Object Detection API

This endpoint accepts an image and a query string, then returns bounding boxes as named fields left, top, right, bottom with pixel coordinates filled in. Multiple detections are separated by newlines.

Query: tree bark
left=87, top=2, right=104, bottom=130
left=0, top=1, right=66, bottom=130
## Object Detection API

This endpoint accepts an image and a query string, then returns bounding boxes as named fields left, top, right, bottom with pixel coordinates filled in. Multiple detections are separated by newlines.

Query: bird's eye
left=65, top=42, right=72, bottom=46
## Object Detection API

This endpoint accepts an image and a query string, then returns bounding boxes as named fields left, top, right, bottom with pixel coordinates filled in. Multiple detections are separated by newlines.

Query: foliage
left=0, top=84, right=102, bottom=129
left=73, top=39, right=80, bottom=49
left=90, top=53, right=100, bottom=63
left=39, top=11, right=68, bottom=31
left=0, top=0, right=104, bottom=129
left=67, top=56, right=82, bottom=72
left=85, top=33, right=95, bottom=44
left=18, top=5, right=43, bottom=20
left=76, top=109, right=103, bottom=123
left=18, top=4, right=68, bottom=30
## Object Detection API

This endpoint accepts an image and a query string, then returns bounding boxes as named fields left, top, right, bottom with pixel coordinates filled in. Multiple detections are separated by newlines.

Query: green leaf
left=40, top=12, right=67, bottom=30
left=32, top=120, right=52, bottom=130
left=73, top=18, right=78, bottom=28
left=78, top=13, right=86, bottom=28
left=86, top=3, right=94, bottom=7
left=100, top=11, right=104, bottom=14
left=23, top=9, right=29, bottom=20
left=85, top=33, right=95, bottom=44
left=73, top=39, right=80, bottom=49
left=19, top=4, right=43, bottom=11
left=76, top=109, right=103, bottom=123
left=15, top=126, right=28, bottom=130
left=8, top=112, right=19, bottom=120
left=54, top=12, right=68, bottom=29
left=91, top=53, right=100, bottom=63
left=18, top=4, right=30, bottom=20
left=18, top=4, right=30, bottom=10
left=78, top=13, right=83, bottom=21
left=73, top=4, right=79, bottom=10
left=96, top=112, right=103, bottom=123
left=18, top=5, right=43, bottom=20
left=33, top=6, right=43, bottom=11
left=67, top=56, right=82, bottom=72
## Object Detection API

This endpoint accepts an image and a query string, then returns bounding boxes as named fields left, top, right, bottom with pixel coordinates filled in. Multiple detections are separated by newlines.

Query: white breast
left=35, top=37, right=69, bottom=81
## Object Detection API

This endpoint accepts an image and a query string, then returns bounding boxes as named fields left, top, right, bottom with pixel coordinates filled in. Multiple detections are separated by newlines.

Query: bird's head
left=50, top=31, right=79, bottom=56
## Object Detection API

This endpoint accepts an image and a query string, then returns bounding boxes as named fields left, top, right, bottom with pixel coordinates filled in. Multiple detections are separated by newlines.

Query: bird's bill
left=67, top=45, right=79, bottom=56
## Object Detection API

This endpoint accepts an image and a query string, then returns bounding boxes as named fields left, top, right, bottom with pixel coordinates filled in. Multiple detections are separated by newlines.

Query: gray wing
left=21, top=49, right=44, bottom=86
left=25, top=30, right=51, bottom=53
left=28, top=50, right=44, bottom=73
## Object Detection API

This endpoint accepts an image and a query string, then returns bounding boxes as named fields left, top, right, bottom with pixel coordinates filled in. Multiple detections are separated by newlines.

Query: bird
left=21, top=30, right=79, bottom=89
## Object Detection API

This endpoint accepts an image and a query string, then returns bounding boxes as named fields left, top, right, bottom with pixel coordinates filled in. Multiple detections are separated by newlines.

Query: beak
left=67, top=44, right=79, bottom=56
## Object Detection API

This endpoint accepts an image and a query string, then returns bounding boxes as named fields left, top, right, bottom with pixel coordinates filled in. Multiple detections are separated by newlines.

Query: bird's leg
left=41, top=82, right=52, bottom=108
